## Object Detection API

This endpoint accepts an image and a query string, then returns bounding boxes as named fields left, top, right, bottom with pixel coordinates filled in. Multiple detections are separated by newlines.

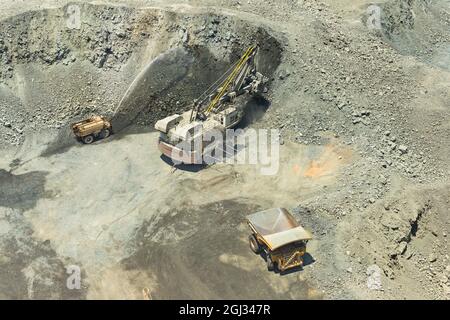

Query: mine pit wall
left=0, top=3, right=283, bottom=148
left=377, top=0, right=450, bottom=69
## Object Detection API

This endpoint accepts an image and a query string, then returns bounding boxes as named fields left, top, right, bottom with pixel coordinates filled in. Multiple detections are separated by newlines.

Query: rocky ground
left=0, top=0, right=449, bottom=299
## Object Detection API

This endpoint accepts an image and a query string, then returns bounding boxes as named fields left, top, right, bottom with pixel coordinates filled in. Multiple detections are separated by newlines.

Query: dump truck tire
left=249, top=235, right=261, bottom=254
left=82, top=135, right=94, bottom=144
left=267, top=255, right=275, bottom=271
left=101, top=128, right=111, bottom=139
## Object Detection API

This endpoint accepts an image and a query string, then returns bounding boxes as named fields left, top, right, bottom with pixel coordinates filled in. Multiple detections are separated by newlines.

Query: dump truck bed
left=246, top=208, right=312, bottom=251
left=71, top=116, right=109, bottom=137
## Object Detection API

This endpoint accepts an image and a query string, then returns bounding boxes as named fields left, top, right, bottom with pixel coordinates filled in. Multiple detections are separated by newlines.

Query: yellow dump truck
left=246, top=208, right=313, bottom=272
left=71, top=116, right=112, bottom=144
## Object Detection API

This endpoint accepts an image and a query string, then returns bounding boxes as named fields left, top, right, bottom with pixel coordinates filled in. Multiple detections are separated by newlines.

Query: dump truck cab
left=71, top=115, right=112, bottom=144
left=246, top=208, right=312, bottom=272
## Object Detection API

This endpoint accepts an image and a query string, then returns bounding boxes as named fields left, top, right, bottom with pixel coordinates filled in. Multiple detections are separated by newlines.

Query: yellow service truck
left=71, top=116, right=112, bottom=144
left=246, top=208, right=312, bottom=272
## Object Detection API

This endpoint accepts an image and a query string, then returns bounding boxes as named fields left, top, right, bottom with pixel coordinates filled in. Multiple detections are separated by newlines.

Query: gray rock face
left=112, top=47, right=195, bottom=132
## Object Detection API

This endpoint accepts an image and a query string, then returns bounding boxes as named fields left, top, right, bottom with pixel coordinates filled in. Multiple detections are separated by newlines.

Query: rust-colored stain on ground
left=304, top=160, right=333, bottom=178
left=302, top=144, right=351, bottom=178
